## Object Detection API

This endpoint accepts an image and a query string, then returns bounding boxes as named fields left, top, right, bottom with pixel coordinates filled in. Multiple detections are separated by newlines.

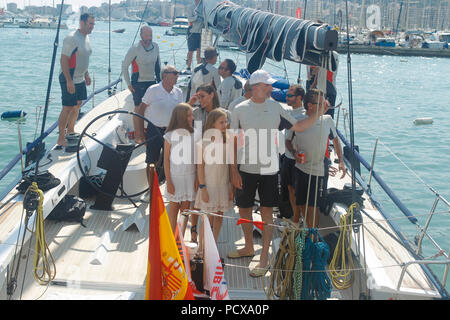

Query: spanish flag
left=145, top=170, right=194, bottom=300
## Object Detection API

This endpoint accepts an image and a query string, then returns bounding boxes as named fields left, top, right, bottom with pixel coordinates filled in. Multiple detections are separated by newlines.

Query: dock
left=336, top=44, right=450, bottom=58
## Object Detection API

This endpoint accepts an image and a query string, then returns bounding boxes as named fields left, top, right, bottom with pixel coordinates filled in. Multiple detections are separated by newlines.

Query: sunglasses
left=164, top=71, right=179, bottom=75
left=286, top=93, right=298, bottom=98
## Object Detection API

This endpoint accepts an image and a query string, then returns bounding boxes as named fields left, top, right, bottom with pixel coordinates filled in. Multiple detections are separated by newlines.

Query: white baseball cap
left=249, top=70, right=277, bottom=85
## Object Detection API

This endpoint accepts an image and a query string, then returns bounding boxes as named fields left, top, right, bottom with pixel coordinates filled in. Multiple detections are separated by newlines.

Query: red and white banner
left=202, top=217, right=230, bottom=300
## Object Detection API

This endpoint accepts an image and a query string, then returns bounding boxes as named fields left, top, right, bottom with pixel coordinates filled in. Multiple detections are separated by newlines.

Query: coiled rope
left=266, top=223, right=298, bottom=300
left=329, top=202, right=358, bottom=290
left=25, top=182, right=56, bottom=286
left=266, top=226, right=332, bottom=300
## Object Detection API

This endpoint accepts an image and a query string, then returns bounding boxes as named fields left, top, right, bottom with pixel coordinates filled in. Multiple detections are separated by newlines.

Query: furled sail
left=199, top=1, right=338, bottom=73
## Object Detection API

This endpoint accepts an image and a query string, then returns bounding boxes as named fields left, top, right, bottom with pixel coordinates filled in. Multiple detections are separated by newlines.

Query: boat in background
left=19, top=17, right=68, bottom=30
left=171, top=16, right=189, bottom=35
left=375, top=37, right=396, bottom=47
left=0, top=0, right=448, bottom=301
left=112, top=28, right=125, bottom=33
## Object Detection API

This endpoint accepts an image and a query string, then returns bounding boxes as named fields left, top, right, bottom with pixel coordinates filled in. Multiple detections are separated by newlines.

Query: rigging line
left=0, top=239, right=444, bottom=277
left=362, top=130, right=446, bottom=200
left=344, top=0, right=357, bottom=203
left=221, top=259, right=426, bottom=274
left=304, top=57, right=328, bottom=228
left=33, top=0, right=65, bottom=178
left=108, top=0, right=111, bottom=88
left=182, top=207, right=450, bottom=235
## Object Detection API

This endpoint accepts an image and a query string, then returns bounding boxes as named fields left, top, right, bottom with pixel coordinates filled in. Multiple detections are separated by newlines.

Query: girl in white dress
left=164, top=103, right=201, bottom=234
left=195, top=109, right=234, bottom=242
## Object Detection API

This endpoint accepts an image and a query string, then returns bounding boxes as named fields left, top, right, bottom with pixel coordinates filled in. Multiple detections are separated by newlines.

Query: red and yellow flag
left=145, top=170, right=194, bottom=300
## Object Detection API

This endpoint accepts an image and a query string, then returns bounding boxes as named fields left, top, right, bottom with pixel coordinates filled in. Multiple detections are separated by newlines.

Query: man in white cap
left=228, top=69, right=327, bottom=277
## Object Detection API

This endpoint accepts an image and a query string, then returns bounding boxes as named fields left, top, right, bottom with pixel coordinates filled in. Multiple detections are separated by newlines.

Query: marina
left=0, top=0, right=449, bottom=303
left=336, top=44, right=450, bottom=58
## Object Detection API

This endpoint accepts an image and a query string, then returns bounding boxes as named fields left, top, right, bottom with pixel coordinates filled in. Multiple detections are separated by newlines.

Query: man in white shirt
left=228, top=70, right=326, bottom=277
left=217, top=59, right=242, bottom=109
left=135, top=65, right=182, bottom=177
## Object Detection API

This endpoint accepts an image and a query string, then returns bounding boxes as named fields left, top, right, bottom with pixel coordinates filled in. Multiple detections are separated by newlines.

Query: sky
left=6, top=1, right=123, bottom=10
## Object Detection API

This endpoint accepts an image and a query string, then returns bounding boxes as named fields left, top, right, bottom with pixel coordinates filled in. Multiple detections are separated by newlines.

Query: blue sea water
left=0, top=21, right=449, bottom=291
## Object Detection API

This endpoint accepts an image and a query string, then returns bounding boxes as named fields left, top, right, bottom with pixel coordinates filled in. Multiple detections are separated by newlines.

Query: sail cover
left=199, top=1, right=338, bottom=74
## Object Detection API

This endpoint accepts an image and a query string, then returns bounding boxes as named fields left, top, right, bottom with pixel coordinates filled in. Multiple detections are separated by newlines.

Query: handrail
left=337, top=128, right=449, bottom=299
left=337, top=129, right=418, bottom=225
left=0, top=78, right=122, bottom=184
left=395, top=259, right=450, bottom=299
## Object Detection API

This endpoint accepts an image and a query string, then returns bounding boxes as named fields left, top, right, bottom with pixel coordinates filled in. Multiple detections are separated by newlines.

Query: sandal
left=191, top=225, right=198, bottom=243
left=227, top=250, right=255, bottom=259
left=249, top=265, right=269, bottom=278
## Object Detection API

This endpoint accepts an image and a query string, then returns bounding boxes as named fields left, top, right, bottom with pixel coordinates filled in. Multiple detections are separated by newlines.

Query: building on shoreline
left=1, top=1, right=448, bottom=31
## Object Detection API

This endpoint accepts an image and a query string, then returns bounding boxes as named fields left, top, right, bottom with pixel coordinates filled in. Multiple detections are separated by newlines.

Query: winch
left=65, top=132, right=81, bottom=153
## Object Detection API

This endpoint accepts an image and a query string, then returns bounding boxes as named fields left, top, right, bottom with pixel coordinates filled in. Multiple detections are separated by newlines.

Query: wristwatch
left=199, top=184, right=206, bottom=189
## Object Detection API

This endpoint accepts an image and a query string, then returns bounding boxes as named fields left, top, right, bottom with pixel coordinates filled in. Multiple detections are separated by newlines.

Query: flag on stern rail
left=145, top=170, right=194, bottom=300
left=175, top=220, right=202, bottom=295
left=202, top=217, right=230, bottom=300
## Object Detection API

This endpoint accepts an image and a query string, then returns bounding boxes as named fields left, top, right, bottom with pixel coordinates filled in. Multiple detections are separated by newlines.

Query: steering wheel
left=76, top=110, right=163, bottom=199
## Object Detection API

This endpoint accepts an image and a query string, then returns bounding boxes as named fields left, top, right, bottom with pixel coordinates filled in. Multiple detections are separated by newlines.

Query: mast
left=405, top=0, right=410, bottom=31
left=360, top=0, right=366, bottom=29
left=33, top=0, right=65, bottom=177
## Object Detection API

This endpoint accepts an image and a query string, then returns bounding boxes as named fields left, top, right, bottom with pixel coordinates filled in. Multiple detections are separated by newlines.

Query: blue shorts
left=294, top=167, right=324, bottom=207
left=280, top=157, right=296, bottom=187
left=235, top=170, right=279, bottom=208
left=145, top=124, right=166, bottom=164
left=131, top=81, right=156, bottom=107
left=59, top=73, right=87, bottom=107
left=187, top=32, right=201, bottom=52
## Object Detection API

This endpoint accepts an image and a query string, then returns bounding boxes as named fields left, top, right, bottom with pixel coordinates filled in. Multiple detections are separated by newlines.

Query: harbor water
left=0, top=21, right=449, bottom=291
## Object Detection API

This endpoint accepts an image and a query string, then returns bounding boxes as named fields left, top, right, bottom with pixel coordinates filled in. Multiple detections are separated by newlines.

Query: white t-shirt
left=230, top=98, right=297, bottom=175
left=141, top=83, right=182, bottom=128
left=287, top=115, right=337, bottom=176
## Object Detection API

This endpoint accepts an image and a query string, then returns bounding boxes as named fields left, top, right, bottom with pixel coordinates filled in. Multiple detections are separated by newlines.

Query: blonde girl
left=164, top=103, right=201, bottom=233
left=194, top=109, right=234, bottom=242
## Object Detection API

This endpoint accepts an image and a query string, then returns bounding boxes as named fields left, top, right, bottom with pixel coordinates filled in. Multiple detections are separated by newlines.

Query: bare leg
left=190, top=213, right=199, bottom=242
left=236, top=207, right=254, bottom=255
left=195, top=48, right=201, bottom=65
left=259, top=206, right=274, bottom=268
left=288, top=185, right=302, bottom=224
left=66, top=101, right=82, bottom=134
left=57, top=106, right=72, bottom=146
left=186, top=50, right=194, bottom=69
left=168, top=201, right=181, bottom=234
left=302, top=205, right=320, bottom=229
left=212, top=211, right=224, bottom=242
left=132, top=106, right=144, bottom=144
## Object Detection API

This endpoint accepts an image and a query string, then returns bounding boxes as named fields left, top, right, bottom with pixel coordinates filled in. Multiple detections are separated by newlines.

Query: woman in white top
left=164, top=103, right=201, bottom=234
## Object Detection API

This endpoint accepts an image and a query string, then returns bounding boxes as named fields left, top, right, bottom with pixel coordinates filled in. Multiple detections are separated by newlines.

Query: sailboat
left=0, top=0, right=448, bottom=301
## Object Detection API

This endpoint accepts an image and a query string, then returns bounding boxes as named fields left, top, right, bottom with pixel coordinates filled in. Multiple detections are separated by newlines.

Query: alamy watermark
left=167, top=121, right=286, bottom=174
